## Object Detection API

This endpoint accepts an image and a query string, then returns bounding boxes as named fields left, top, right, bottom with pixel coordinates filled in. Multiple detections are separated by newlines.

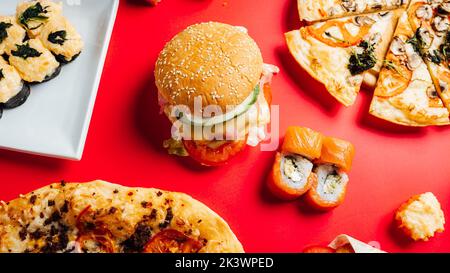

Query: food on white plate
left=155, top=22, right=278, bottom=166
left=298, top=0, right=409, bottom=23
left=8, top=39, right=60, bottom=83
left=370, top=12, right=450, bottom=126
left=395, top=192, right=445, bottom=241
left=306, top=136, right=355, bottom=210
left=0, top=180, right=244, bottom=253
left=16, top=0, right=63, bottom=38
left=407, top=0, right=450, bottom=112
left=0, top=57, right=30, bottom=118
left=38, top=15, right=84, bottom=63
left=285, top=11, right=401, bottom=106
left=268, top=127, right=323, bottom=200
left=0, top=16, right=27, bottom=56
left=0, top=1, right=84, bottom=118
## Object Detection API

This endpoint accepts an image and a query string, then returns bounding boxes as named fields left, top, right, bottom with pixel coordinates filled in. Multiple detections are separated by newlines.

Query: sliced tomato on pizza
left=370, top=12, right=450, bottom=126
left=285, top=11, right=401, bottom=106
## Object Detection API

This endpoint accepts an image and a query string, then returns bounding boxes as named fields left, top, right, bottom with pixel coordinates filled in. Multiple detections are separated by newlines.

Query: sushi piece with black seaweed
left=8, top=39, right=60, bottom=83
left=0, top=58, right=30, bottom=118
left=39, top=15, right=83, bottom=63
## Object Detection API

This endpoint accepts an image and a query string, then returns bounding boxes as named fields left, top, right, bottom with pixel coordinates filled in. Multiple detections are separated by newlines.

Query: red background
left=1, top=0, right=450, bottom=253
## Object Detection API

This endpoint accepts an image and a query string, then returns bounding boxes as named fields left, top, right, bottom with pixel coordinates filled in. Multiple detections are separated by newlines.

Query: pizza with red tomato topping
left=370, top=11, right=450, bottom=126
left=0, top=181, right=243, bottom=253
left=286, top=10, right=401, bottom=106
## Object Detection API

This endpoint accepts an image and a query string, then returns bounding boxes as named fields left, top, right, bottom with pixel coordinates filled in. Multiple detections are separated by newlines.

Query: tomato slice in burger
left=183, top=139, right=247, bottom=166
left=303, top=245, right=336, bottom=253
left=144, top=229, right=203, bottom=253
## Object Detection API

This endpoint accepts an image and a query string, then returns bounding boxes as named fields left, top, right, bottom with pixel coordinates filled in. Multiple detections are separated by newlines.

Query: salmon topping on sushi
left=316, top=136, right=355, bottom=172
left=306, top=164, right=349, bottom=210
left=268, top=153, right=315, bottom=200
left=282, top=126, right=324, bottom=160
left=268, top=126, right=323, bottom=200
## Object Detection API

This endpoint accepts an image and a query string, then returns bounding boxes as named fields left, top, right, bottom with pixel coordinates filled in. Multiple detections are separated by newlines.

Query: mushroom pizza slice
left=298, top=0, right=409, bottom=23
left=370, top=11, right=450, bottom=126
left=407, top=0, right=450, bottom=112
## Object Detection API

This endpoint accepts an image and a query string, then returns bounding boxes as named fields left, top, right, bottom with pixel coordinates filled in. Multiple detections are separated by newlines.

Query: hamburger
left=155, top=22, right=278, bottom=166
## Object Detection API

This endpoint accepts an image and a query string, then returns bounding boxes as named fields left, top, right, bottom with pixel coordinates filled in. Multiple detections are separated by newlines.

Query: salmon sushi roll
left=305, top=164, right=349, bottom=210
left=268, top=127, right=323, bottom=200
left=316, top=136, right=355, bottom=172
left=16, top=0, right=63, bottom=38
left=306, top=136, right=354, bottom=210
left=268, top=152, right=317, bottom=200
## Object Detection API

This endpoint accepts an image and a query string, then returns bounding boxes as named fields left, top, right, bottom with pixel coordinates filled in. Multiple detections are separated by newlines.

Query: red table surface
left=1, top=0, right=450, bottom=253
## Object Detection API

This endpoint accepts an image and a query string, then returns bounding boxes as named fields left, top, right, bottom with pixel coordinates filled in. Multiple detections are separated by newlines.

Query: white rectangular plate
left=0, top=0, right=119, bottom=160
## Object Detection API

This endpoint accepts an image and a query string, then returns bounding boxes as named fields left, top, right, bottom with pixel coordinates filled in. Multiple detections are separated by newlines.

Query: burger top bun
left=155, top=22, right=263, bottom=113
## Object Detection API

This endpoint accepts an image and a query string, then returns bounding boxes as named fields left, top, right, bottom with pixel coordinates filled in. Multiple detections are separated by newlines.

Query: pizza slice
left=298, top=0, right=409, bottom=23
left=406, top=0, right=450, bottom=111
left=286, top=10, right=401, bottom=106
left=0, top=181, right=244, bottom=253
left=370, top=12, right=450, bottom=126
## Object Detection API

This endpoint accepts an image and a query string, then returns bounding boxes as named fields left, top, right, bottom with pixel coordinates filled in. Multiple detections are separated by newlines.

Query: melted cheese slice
left=286, top=11, right=399, bottom=106
left=16, top=0, right=63, bottom=38
left=9, top=39, right=59, bottom=83
left=370, top=12, right=450, bottom=126
left=298, top=0, right=409, bottom=22
left=38, top=15, right=84, bottom=62
left=0, top=16, right=26, bottom=56
left=0, top=58, right=23, bottom=103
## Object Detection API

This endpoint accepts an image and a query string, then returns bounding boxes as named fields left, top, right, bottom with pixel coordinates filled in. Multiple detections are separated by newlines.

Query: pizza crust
left=0, top=181, right=244, bottom=253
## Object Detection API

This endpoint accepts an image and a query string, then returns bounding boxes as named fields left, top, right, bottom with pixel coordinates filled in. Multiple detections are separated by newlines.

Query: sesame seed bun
left=155, top=22, right=263, bottom=112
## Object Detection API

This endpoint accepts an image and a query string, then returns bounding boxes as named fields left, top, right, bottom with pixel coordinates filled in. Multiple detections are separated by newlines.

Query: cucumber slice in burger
left=177, top=85, right=261, bottom=127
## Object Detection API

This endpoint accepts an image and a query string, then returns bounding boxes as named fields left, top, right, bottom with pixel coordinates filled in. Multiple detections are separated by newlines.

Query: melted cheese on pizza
left=0, top=58, right=23, bottom=103
left=286, top=11, right=398, bottom=106
left=406, top=0, right=450, bottom=110
left=0, top=181, right=244, bottom=253
left=298, top=0, right=408, bottom=22
left=370, top=12, right=450, bottom=126
left=8, top=39, right=59, bottom=83
left=16, top=0, right=63, bottom=38
left=0, top=16, right=26, bottom=56
left=38, top=15, right=84, bottom=62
